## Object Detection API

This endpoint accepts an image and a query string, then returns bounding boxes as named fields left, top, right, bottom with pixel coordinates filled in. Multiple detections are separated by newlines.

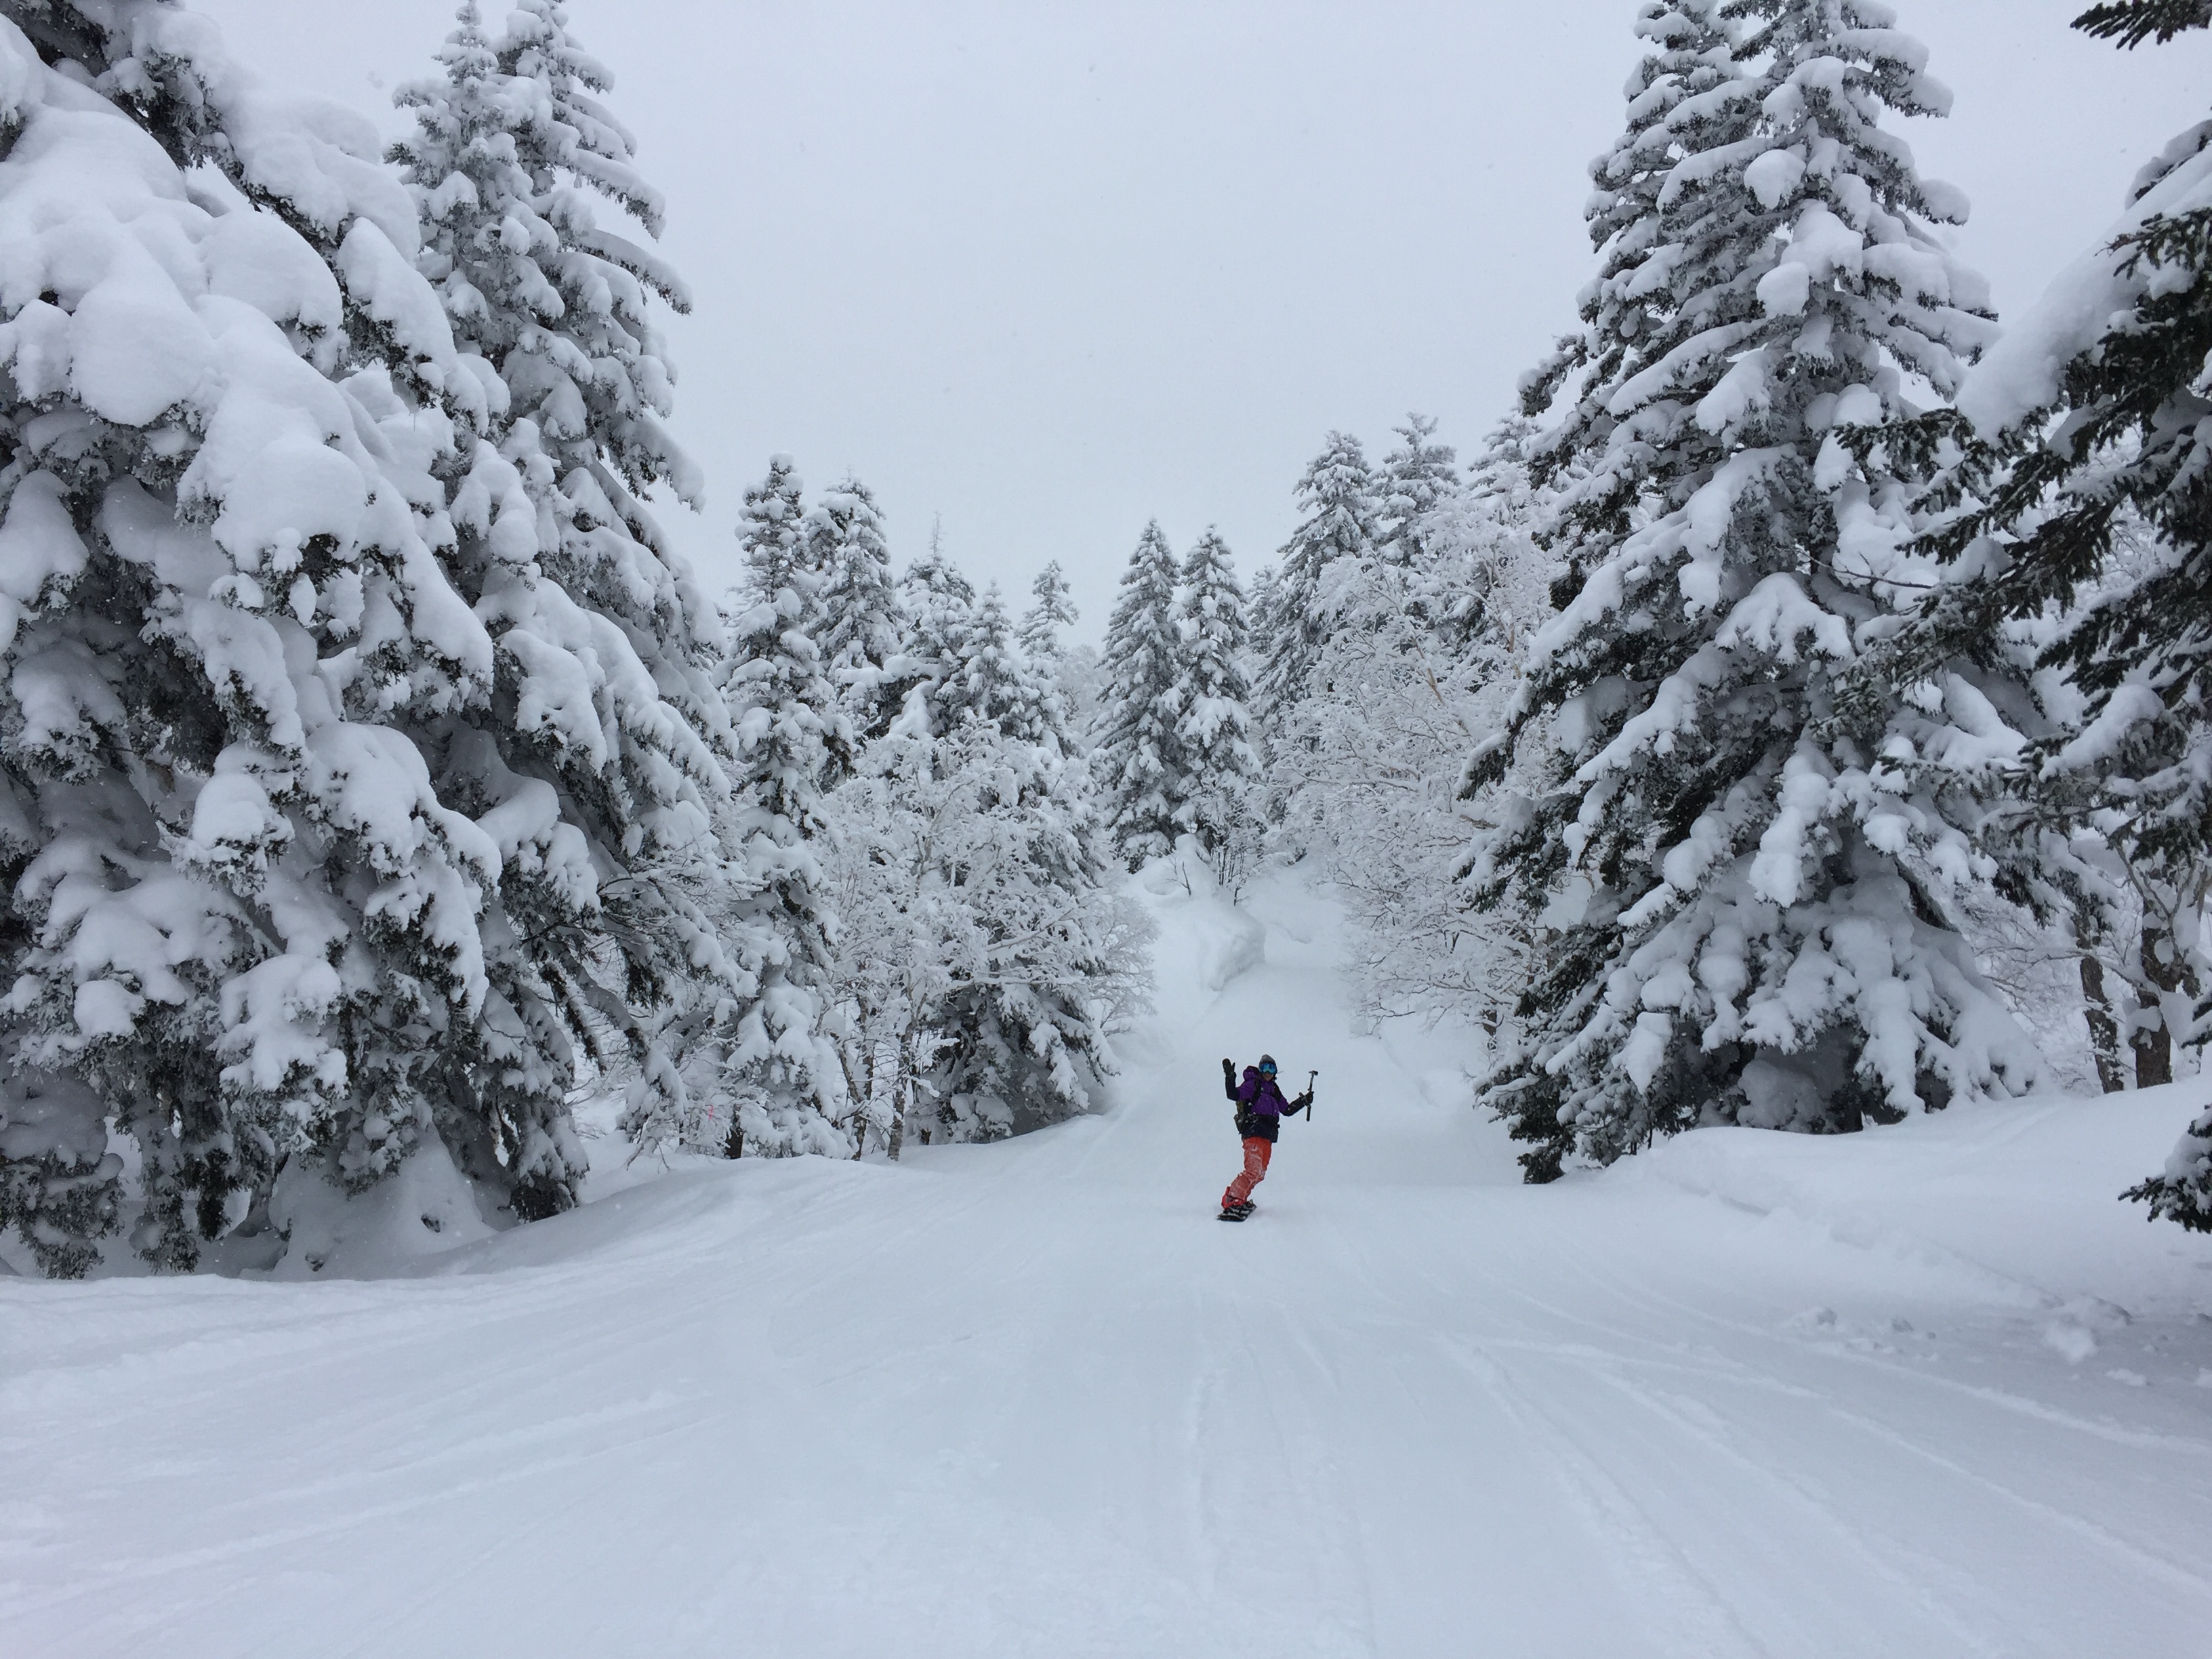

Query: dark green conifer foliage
left=2072, top=1, right=2211, bottom=48
left=1876, top=3, right=2212, bottom=1228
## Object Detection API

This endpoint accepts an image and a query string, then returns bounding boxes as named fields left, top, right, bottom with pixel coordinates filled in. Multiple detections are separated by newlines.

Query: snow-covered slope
left=5, top=873, right=2211, bottom=1658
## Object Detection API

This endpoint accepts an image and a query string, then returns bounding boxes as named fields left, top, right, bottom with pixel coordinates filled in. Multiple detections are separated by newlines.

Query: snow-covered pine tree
left=0, top=6, right=550, bottom=1273
left=1281, top=416, right=1557, bottom=1033
left=1430, top=415, right=1551, bottom=653
left=1172, top=531, right=1262, bottom=883
left=939, top=585, right=1062, bottom=747
left=391, top=0, right=739, bottom=1205
left=931, top=572, right=1139, bottom=1136
left=824, top=716, right=1148, bottom=1152
left=1465, top=0, right=2045, bottom=1182
left=901, top=519, right=978, bottom=716
left=1254, top=432, right=1379, bottom=729
left=604, top=448, right=853, bottom=1162
left=1375, top=414, right=1460, bottom=569
left=703, top=480, right=853, bottom=1160
left=487, top=0, right=692, bottom=501
left=1876, top=2, right=2212, bottom=1226
left=806, top=474, right=908, bottom=742
left=820, top=705, right=1151, bottom=1151
left=1093, top=520, right=1189, bottom=867
left=1019, top=559, right=1078, bottom=662
left=1517, top=0, right=1747, bottom=605
left=820, top=535, right=1145, bottom=1152
left=928, top=725, right=1146, bottom=1140
left=735, top=453, right=813, bottom=624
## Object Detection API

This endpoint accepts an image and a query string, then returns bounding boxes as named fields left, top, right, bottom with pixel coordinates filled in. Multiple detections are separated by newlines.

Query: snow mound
left=1608, top=1083, right=2210, bottom=1315
left=264, top=1133, right=498, bottom=1279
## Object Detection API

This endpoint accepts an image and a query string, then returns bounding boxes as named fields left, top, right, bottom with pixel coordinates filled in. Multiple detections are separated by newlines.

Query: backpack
left=1227, top=1065, right=1263, bottom=1137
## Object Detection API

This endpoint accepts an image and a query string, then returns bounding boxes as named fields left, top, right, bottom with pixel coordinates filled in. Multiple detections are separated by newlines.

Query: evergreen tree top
left=899, top=523, right=979, bottom=694
left=1524, top=0, right=1988, bottom=593
left=393, top=0, right=696, bottom=502
left=943, top=585, right=1059, bottom=746
left=1180, top=529, right=1245, bottom=607
left=1018, top=560, right=1078, bottom=659
left=1286, top=431, right=1380, bottom=556
left=1382, top=414, right=1458, bottom=496
left=1106, top=520, right=1182, bottom=628
left=1099, top=521, right=1184, bottom=708
left=1178, top=529, right=1252, bottom=678
left=805, top=473, right=887, bottom=544
left=1378, top=413, right=1460, bottom=566
left=499, top=0, right=668, bottom=237
left=1172, top=530, right=1258, bottom=800
left=903, top=523, right=978, bottom=611
left=737, top=453, right=810, bottom=605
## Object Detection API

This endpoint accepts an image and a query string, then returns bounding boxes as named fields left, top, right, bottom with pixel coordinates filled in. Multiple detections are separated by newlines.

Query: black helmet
left=1259, top=1054, right=1277, bottom=1073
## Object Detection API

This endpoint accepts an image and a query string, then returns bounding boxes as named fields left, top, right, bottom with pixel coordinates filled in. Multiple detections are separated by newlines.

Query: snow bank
left=262, top=1131, right=498, bottom=1279
left=1607, top=1082, right=2211, bottom=1313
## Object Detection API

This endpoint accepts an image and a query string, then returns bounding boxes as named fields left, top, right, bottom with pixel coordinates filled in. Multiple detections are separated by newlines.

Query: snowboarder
left=1218, top=1054, right=1311, bottom=1220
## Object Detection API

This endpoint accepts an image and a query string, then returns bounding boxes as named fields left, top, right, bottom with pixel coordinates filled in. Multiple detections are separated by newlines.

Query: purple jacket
left=1231, top=1067, right=1296, bottom=1143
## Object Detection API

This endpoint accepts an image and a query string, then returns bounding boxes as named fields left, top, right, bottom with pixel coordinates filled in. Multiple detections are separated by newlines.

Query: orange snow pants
left=1223, top=1136, right=1272, bottom=1208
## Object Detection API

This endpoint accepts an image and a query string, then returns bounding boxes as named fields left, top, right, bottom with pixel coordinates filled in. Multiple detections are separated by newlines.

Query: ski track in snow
left=6, top=873, right=2212, bottom=1658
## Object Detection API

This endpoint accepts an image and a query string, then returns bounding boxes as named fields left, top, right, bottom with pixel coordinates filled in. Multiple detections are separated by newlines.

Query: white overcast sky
left=199, top=0, right=2209, bottom=641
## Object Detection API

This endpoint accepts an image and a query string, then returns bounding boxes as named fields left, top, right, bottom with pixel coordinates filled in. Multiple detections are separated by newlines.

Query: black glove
left=1294, top=1090, right=1314, bottom=1113
left=1222, top=1057, right=1235, bottom=1079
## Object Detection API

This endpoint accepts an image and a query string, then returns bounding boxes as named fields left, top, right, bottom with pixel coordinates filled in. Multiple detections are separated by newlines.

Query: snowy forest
left=14, top=2, right=2212, bottom=1653
left=1, top=0, right=2211, bottom=1280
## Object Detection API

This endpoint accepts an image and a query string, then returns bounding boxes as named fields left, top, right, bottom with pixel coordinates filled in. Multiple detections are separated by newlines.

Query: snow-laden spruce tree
left=819, top=541, right=1148, bottom=1152
left=806, top=474, right=908, bottom=741
left=413, top=0, right=696, bottom=500
left=390, top=0, right=750, bottom=1195
left=704, top=480, right=853, bottom=1159
left=1516, top=0, right=1746, bottom=596
left=607, top=451, right=852, bottom=1162
left=1172, top=531, right=1263, bottom=886
left=822, top=701, right=1150, bottom=1152
left=1020, top=557, right=1079, bottom=659
left=733, top=453, right=813, bottom=623
left=0, top=5, right=556, bottom=1273
left=938, top=585, right=1063, bottom=746
left=1868, top=1, right=2212, bottom=1225
left=1467, top=0, right=2045, bottom=1181
left=1254, top=432, right=1380, bottom=729
left=1093, top=520, right=1189, bottom=867
left=1376, top=414, right=1460, bottom=570
left=900, top=521, right=977, bottom=707
left=1431, top=416, right=1553, bottom=654
left=1281, top=417, right=1559, bottom=1030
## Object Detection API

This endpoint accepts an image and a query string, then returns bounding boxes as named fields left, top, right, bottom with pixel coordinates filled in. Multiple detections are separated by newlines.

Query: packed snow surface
left=7, top=874, right=2212, bottom=1657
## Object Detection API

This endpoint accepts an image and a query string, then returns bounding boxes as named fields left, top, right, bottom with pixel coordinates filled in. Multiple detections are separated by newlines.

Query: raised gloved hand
left=1294, top=1090, right=1314, bottom=1113
left=1221, top=1057, right=1235, bottom=1079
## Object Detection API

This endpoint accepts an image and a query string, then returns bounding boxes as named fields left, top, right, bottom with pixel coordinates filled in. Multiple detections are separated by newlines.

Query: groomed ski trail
left=5, top=872, right=2212, bottom=1658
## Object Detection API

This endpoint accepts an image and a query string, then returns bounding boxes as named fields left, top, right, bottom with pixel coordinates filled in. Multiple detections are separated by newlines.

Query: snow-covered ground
left=7, top=872, right=2212, bottom=1658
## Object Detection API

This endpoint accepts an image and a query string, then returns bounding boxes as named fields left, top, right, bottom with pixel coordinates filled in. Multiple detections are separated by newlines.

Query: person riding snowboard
left=1219, top=1054, right=1310, bottom=1219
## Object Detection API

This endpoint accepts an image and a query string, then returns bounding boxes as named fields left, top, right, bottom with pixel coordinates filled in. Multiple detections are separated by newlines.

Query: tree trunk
left=2131, top=918, right=2186, bottom=1090
left=2077, top=918, right=2127, bottom=1094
